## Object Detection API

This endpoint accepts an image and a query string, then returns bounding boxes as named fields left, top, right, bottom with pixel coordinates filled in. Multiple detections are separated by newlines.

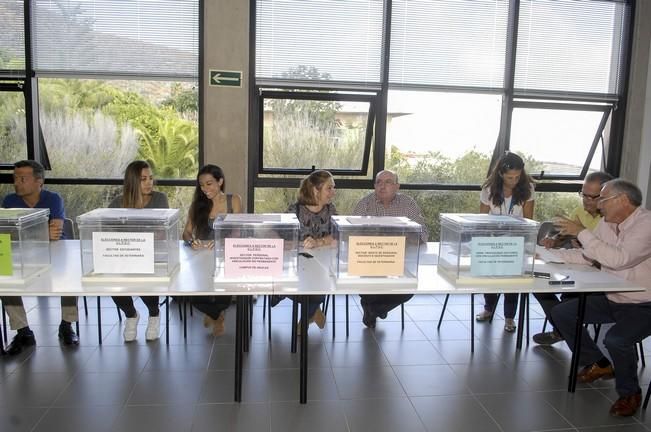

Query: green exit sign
left=209, top=70, right=242, bottom=87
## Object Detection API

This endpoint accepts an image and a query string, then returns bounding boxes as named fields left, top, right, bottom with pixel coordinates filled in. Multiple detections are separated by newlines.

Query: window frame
left=508, top=99, right=613, bottom=181
left=257, top=88, right=377, bottom=177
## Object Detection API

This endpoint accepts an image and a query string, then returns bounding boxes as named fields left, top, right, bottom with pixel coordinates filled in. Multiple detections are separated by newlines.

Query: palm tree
left=136, top=117, right=198, bottom=179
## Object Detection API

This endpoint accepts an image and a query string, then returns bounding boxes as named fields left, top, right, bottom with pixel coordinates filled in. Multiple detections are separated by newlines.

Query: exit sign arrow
left=210, top=70, right=242, bottom=87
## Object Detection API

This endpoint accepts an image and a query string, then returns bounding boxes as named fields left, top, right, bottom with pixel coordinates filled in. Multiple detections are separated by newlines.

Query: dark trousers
left=192, top=296, right=231, bottom=320
left=112, top=296, right=159, bottom=318
left=360, top=294, right=413, bottom=316
left=290, top=296, right=325, bottom=317
left=483, top=293, right=518, bottom=319
left=271, top=295, right=325, bottom=317
left=551, top=295, right=651, bottom=397
left=533, top=292, right=578, bottom=330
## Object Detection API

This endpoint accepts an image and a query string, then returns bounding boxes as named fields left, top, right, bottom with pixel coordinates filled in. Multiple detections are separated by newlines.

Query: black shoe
left=362, top=303, right=377, bottom=329
left=6, top=331, right=36, bottom=355
left=58, top=323, right=79, bottom=346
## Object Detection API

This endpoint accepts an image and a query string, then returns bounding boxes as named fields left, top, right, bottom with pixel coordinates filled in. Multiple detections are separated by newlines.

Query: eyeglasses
left=597, top=193, right=621, bottom=204
left=375, top=179, right=397, bottom=186
left=578, top=192, right=601, bottom=201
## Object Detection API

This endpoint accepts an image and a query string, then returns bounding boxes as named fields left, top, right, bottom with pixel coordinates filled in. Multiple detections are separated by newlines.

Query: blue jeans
left=551, top=294, right=651, bottom=397
left=483, top=293, right=518, bottom=319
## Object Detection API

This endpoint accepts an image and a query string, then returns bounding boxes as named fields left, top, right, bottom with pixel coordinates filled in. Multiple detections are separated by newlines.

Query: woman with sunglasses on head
left=476, top=152, right=535, bottom=333
left=183, top=164, right=242, bottom=336
left=109, top=160, right=169, bottom=342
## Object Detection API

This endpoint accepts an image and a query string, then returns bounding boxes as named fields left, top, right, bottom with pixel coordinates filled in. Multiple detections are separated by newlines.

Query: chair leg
left=331, top=295, right=336, bottom=340
left=116, top=305, right=122, bottom=322
left=249, top=296, right=253, bottom=338
left=401, top=303, right=405, bottom=331
left=83, top=297, right=88, bottom=316
left=488, top=293, right=501, bottom=324
left=75, top=320, right=80, bottom=337
left=323, top=295, right=330, bottom=316
left=593, top=324, right=602, bottom=342
left=262, top=295, right=267, bottom=321
left=470, top=293, right=475, bottom=353
left=345, top=295, right=349, bottom=338
left=178, top=298, right=183, bottom=322
left=291, top=300, right=298, bottom=353
left=267, top=296, right=272, bottom=341
left=644, top=379, right=651, bottom=409
left=526, top=293, right=530, bottom=345
left=97, top=297, right=103, bottom=345
left=2, top=303, right=7, bottom=343
left=437, top=294, right=449, bottom=330
left=183, top=298, right=188, bottom=340
left=542, top=317, right=548, bottom=333
left=639, top=342, right=646, bottom=367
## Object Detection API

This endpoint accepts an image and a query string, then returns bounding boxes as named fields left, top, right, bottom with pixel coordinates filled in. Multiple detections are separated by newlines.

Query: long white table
left=278, top=243, right=645, bottom=403
left=0, top=240, right=645, bottom=404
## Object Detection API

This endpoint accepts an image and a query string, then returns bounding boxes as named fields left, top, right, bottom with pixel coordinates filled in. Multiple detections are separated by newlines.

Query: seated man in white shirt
left=550, top=179, right=651, bottom=417
left=352, top=170, right=428, bottom=328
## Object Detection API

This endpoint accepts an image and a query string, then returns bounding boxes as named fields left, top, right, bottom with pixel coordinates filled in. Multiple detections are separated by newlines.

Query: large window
left=38, top=78, right=199, bottom=180
left=509, top=103, right=608, bottom=178
left=385, top=90, right=501, bottom=184
left=253, top=0, right=633, bottom=239
left=0, top=0, right=200, bottom=180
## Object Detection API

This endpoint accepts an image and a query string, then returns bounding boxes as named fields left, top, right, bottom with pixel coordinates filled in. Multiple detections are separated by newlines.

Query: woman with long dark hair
left=182, top=164, right=242, bottom=336
left=476, top=152, right=535, bottom=333
left=109, top=160, right=169, bottom=342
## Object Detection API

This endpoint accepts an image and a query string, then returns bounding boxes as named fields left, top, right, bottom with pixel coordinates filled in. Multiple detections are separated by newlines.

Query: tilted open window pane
left=515, top=0, right=629, bottom=95
left=385, top=90, right=501, bottom=184
left=261, top=92, right=375, bottom=174
left=256, top=0, right=383, bottom=85
left=509, top=105, right=607, bottom=178
left=0, top=91, right=27, bottom=163
left=32, top=0, right=199, bottom=78
left=0, top=0, right=25, bottom=75
left=390, top=0, right=508, bottom=89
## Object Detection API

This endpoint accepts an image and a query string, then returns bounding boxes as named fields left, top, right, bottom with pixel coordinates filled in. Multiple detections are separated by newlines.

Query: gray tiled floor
left=1, top=294, right=650, bottom=432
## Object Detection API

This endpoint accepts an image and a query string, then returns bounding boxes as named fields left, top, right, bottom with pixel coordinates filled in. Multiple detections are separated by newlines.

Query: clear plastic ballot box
left=438, top=213, right=539, bottom=284
left=330, top=216, right=422, bottom=285
left=77, top=208, right=180, bottom=281
left=213, top=213, right=300, bottom=283
left=0, top=208, right=51, bottom=285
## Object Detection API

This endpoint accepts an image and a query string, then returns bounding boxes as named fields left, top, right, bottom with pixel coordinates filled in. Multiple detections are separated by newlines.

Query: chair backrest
left=537, top=221, right=558, bottom=245
left=63, top=217, right=77, bottom=239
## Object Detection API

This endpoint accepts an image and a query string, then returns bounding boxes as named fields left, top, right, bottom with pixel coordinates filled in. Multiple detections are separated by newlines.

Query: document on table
left=536, top=247, right=565, bottom=264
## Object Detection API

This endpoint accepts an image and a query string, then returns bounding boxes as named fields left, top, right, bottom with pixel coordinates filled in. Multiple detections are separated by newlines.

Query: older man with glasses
left=533, top=171, right=613, bottom=345
left=352, top=170, right=428, bottom=328
left=548, top=179, right=651, bottom=417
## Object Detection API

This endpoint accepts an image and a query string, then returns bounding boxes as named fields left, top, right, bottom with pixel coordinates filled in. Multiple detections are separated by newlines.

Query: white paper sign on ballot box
left=92, top=232, right=155, bottom=274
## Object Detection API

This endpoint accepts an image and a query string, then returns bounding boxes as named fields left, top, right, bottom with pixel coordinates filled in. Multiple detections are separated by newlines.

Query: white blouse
left=480, top=184, right=535, bottom=217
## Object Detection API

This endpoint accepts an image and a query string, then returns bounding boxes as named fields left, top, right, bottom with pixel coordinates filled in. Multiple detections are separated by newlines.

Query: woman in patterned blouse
left=277, top=170, right=337, bottom=331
